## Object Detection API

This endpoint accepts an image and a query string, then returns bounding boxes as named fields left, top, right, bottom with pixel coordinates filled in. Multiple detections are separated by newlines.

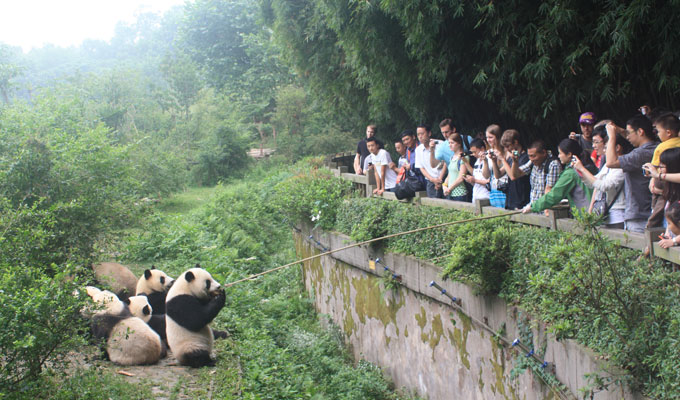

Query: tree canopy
left=264, top=0, right=680, bottom=142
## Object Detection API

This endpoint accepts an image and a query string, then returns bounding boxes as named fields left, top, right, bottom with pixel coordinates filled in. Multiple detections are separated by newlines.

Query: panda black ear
left=144, top=269, right=152, bottom=280
left=123, top=298, right=131, bottom=305
left=185, top=271, right=195, bottom=282
left=151, top=265, right=156, bottom=270
left=195, top=263, right=201, bottom=268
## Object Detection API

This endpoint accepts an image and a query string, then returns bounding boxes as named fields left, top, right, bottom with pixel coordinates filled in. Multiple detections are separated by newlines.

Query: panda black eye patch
left=205, top=280, right=211, bottom=289
left=160, top=277, right=165, bottom=284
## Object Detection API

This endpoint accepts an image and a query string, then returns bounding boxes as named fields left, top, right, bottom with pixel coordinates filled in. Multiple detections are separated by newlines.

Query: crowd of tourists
left=353, top=110, right=680, bottom=248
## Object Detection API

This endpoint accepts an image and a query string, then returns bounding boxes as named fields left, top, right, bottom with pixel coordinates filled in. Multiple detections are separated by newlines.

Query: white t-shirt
left=368, top=149, right=397, bottom=190
left=472, top=158, right=490, bottom=201
left=415, top=143, right=441, bottom=181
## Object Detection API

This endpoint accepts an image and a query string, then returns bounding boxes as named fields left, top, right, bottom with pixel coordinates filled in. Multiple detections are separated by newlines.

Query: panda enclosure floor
left=78, top=187, right=239, bottom=399
left=69, top=345, right=231, bottom=399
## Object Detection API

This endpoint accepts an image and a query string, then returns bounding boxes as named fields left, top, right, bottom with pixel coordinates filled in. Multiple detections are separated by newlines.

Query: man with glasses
left=590, top=122, right=611, bottom=171
left=605, top=115, right=658, bottom=233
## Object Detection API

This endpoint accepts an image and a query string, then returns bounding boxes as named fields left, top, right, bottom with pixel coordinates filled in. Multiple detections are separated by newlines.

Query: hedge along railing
left=326, top=153, right=680, bottom=266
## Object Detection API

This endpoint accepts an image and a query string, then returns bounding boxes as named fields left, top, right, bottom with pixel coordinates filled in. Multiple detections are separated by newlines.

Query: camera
left=512, top=150, right=519, bottom=157
left=462, top=150, right=473, bottom=157
left=571, top=156, right=577, bottom=164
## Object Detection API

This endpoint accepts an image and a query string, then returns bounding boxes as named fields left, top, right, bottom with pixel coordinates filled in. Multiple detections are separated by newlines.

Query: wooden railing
left=326, top=152, right=680, bottom=265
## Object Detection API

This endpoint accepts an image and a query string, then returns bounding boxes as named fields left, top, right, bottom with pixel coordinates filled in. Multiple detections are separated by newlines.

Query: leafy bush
left=290, top=171, right=680, bottom=397
left=443, top=218, right=516, bottom=294
left=271, top=160, right=354, bottom=231
left=0, top=264, right=86, bottom=395
left=191, top=122, right=251, bottom=186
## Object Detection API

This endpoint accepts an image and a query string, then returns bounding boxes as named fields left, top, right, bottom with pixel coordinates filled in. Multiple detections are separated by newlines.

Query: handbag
left=592, top=184, right=624, bottom=217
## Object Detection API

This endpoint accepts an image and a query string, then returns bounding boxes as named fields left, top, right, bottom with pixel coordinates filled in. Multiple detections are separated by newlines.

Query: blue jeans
left=426, top=181, right=444, bottom=198
left=624, top=218, right=647, bottom=233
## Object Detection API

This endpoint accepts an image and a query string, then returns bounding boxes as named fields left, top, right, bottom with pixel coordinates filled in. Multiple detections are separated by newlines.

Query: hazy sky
left=0, top=0, right=186, bottom=52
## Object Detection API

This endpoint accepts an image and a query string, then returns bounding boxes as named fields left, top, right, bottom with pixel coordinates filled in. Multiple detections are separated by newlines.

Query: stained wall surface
left=295, top=227, right=640, bottom=400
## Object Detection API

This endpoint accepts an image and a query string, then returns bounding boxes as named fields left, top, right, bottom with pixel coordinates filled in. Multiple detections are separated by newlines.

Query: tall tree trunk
left=255, top=120, right=265, bottom=157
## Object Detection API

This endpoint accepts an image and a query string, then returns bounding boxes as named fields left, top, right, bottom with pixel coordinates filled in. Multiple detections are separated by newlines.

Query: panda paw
left=212, top=288, right=226, bottom=307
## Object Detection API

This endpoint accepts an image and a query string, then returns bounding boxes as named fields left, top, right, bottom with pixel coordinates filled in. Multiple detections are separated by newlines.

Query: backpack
left=394, top=148, right=426, bottom=199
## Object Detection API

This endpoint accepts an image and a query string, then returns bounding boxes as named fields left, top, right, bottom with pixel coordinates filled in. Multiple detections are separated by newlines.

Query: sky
left=0, top=0, right=186, bottom=52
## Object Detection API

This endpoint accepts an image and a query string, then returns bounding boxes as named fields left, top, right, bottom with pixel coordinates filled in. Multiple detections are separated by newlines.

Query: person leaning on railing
left=643, top=148, right=680, bottom=249
left=442, top=132, right=470, bottom=202
left=522, top=139, right=593, bottom=214
left=657, top=201, right=680, bottom=248
left=571, top=130, right=633, bottom=229
left=604, top=117, right=657, bottom=233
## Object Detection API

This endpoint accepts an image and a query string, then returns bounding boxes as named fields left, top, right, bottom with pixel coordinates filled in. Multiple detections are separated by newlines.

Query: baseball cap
left=579, top=112, right=596, bottom=125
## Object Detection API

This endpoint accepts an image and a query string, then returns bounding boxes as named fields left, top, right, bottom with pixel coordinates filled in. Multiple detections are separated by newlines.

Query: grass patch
left=157, top=186, right=218, bottom=215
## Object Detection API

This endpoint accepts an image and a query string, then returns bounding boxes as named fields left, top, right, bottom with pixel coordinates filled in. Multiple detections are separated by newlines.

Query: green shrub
left=0, top=265, right=86, bottom=395
left=191, top=123, right=251, bottom=186
left=291, top=171, right=680, bottom=397
left=271, top=161, right=354, bottom=231
left=443, top=218, right=516, bottom=294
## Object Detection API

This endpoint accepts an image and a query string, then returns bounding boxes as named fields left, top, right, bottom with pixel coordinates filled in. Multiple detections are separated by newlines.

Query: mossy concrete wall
left=295, top=226, right=641, bottom=400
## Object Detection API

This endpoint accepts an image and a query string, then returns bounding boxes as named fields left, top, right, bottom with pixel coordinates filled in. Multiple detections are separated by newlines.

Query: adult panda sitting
left=86, top=287, right=163, bottom=365
left=165, top=265, right=225, bottom=367
left=136, top=266, right=174, bottom=315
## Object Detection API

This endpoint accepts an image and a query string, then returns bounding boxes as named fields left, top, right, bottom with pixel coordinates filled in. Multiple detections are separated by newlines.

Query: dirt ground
left=74, top=347, right=218, bottom=399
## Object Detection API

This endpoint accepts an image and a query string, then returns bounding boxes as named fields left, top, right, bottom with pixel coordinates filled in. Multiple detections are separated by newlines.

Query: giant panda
left=136, top=266, right=174, bottom=315
left=126, top=295, right=167, bottom=348
left=93, top=262, right=138, bottom=301
left=86, top=287, right=163, bottom=365
left=165, top=266, right=225, bottom=367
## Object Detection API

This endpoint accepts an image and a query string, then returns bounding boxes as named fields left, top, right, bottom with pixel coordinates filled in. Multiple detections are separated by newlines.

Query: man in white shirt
left=366, top=137, right=397, bottom=195
left=415, top=124, right=446, bottom=198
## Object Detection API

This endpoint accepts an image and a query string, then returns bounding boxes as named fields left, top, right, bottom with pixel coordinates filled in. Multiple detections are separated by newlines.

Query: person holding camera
left=462, top=139, right=490, bottom=203
left=415, top=124, right=446, bottom=198
left=442, top=133, right=470, bottom=202
left=522, top=139, right=592, bottom=214
left=569, top=112, right=597, bottom=154
left=572, top=130, right=633, bottom=229
left=498, top=139, right=561, bottom=213
left=604, top=116, right=657, bottom=233
left=488, top=129, right=531, bottom=210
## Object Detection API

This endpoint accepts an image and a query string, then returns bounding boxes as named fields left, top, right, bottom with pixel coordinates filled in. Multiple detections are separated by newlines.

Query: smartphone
left=642, top=167, right=650, bottom=177
left=512, top=150, right=519, bottom=157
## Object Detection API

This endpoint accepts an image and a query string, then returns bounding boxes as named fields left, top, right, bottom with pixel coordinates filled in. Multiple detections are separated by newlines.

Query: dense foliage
left=264, top=0, right=680, bottom=143
left=276, top=168, right=680, bottom=398
left=120, top=160, right=416, bottom=399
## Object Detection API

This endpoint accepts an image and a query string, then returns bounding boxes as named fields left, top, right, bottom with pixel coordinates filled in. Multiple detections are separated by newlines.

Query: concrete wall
left=295, top=226, right=642, bottom=400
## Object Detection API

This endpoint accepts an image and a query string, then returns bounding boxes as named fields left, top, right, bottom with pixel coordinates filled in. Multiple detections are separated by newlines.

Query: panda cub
left=126, top=295, right=167, bottom=347
left=136, top=266, right=174, bottom=315
left=166, top=266, right=225, bottom=367
left=87, top=287, right=163, bottom=365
